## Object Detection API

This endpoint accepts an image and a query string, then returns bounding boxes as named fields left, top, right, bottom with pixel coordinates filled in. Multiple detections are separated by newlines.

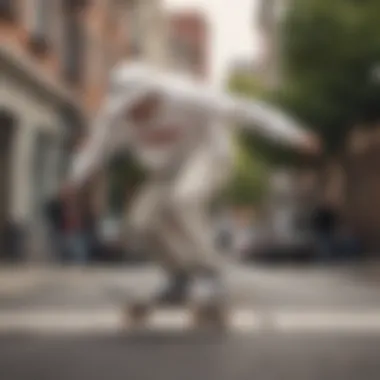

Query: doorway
left=0, top=110, right=16, bottom=259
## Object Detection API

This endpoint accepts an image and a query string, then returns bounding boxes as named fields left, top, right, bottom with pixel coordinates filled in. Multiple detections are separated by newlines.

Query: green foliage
left=281, top=0, right=380, bottom=152
left=225, top=71, right=300, bottom=206
left=223, top=135, right=269, bottom=206
left=227, top=71, right=302, bottom=167
left=228, top=73, right=268, bottom=100
left=107, top=153, right=145, bottom=215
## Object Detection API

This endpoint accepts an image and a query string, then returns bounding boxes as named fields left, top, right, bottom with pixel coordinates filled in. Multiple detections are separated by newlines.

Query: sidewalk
left=0, top=264, right=160, bottom=302
left=1, top=260, right=380, bottom=297
left=335, top=259, right=380, bottom=283
left=0, top=265, right=102, bottom=297
left=0, top=266, right=53, bottom=297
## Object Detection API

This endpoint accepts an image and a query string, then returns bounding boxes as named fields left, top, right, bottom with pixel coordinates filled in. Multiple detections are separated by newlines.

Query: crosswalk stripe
left=273, top=311, right=380, bottom=332
left=147, top=310, right=191, bottom=330
left=0, top=309, right=380, bottom=334
left=230, top=309, right=262, bottom=331
left=0, top=310, right=122, bottom=334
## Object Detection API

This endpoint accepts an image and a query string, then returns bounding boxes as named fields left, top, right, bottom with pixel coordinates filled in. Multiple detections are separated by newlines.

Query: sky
left=164, top=0, right=261, bottom=87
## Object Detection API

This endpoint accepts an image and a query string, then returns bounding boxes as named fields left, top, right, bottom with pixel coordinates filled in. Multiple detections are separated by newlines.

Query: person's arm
left=156, top=76, right=319, bottom=152
left=230, top=98, right=320, bottom=153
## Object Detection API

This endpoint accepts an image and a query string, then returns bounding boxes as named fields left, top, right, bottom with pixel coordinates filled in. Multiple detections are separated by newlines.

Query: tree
left=223, top=73, right=272, bottom=206
left=222, top=136, right=269, bottom=206
left=107, top=153, right=145, bottom=216
left=281, top=0, right=380, bottom=153
left=228, top=73, right=268, bottom=100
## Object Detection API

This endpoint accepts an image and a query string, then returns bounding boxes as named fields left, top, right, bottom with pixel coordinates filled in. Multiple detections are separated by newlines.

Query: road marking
left=273, top=311, right=380, bottom=332
left=0, top=310, right=122, bottom=334
left=230, top=309, right=263, bottom=331
left=0, top=309, right=380, bottom=334
left=148, top=310, right=191, bottom=330
left=134, top=308, right=263, bottom=331
left=0, top=275, right=47, bottom=297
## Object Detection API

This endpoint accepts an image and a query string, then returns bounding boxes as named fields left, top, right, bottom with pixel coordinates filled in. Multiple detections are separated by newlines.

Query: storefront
left=0, top=55, right=81, bottom=262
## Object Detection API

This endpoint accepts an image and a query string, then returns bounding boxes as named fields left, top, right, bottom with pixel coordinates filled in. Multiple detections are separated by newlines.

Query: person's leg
left=316, top=231, right=332, bottom=263
left=63, top=233, right=74, bottom=264
left=148, top=211, right=198, bottom=304
left=168, top=147, right=233, bottom=302
left=64, top=231, right=86, bottom=265
left=49, top=228, right=65, bottom=263
left=75, top=232, right=89, bottom=265
left=126, top=180, right=198, bottom=304
left=127, top=181, right=168, bottom=259
left=154, top=207, right=197, bottom=270
left=171, top=148, right=232, bottom=272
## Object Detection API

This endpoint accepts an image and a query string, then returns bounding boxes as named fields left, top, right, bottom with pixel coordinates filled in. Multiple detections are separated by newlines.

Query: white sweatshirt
left=70, top=61, right=311, bottom=187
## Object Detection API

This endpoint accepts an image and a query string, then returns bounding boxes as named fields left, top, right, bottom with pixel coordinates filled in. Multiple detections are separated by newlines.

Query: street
left=1, top=0, right=380, bottom=378
left=0, top=263, right=380, bottom=380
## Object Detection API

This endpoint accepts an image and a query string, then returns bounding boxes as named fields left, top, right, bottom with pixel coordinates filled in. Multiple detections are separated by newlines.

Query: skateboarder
left=66, top=61, right=319, bottom=306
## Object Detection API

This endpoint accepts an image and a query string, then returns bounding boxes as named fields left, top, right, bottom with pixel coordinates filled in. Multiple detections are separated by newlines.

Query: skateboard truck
left=192, top=302, right=228, bottom=329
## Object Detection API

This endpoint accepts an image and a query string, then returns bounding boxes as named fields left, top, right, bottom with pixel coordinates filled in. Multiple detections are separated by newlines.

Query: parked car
left=245, top=224, right=317, bottom=263
left=214, top=220, right=260, bottom=261
left=96, top=216, right=147, bottom=264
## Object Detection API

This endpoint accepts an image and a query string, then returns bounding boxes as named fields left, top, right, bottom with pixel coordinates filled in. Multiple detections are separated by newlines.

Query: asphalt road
left=0, top=263, right=380, bottom=380
left=1, top=333, right=380, bottom=380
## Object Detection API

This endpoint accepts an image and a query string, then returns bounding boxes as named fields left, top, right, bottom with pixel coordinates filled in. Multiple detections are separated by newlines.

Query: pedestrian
left=60, top=186, right=90, bottom=266
left=312, top=200, right=338, bottom=263
left=80, top=190, right=98, bottom=263
left=44, top=189, right=68, bottom=263
left=65, top=61, right=318, bottom=306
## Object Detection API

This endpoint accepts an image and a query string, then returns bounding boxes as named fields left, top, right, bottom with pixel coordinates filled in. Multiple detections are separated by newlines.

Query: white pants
left=127, top=145, right=233, bottom=273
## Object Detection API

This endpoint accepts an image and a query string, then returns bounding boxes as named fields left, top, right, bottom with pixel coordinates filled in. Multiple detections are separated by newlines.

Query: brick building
left=338, top=127, right=380, bottom=253
left=166, top=10, right=209, bottom=78
left=0, top=0, right=165, bottom=261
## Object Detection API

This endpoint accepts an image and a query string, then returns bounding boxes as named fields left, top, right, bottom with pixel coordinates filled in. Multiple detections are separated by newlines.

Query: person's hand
left=299, top=132, right=322, bottom=155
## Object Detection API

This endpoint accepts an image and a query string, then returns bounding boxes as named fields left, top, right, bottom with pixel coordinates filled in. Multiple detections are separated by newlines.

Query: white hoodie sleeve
left=228, top=97, right=310, bottom=147
left=155, top=75, right=310, bottom=148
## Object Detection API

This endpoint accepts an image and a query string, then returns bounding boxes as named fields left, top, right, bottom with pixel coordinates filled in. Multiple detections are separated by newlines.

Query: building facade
left=0, top=0, right=165, bottom=262
left=125, top=0, right=167, bottom=67
left=165, top=10, right=209, bottom=78
left=340, top=127, right=380, bottom=252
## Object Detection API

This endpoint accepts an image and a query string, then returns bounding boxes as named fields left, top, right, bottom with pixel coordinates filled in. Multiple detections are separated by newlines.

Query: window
left=0, top=111, right=16, bottom=249
left=170, top=36, right=199, bottom=73
left=26, top=0, right=52, bottom=54
left=0, top=0, right=15, bottom=20
left=105, top=44, right=119, bottom=74
left=64, top=0, right=88, bottom=13
left=62, top=10, right=85, bottom=85
left=125, top=1, right=142, bottom=57
left=86, top=31, right=100, bottom=86
left=33, top=131, right=54, bottom=217
left=112, top=0, right=135, bottom=12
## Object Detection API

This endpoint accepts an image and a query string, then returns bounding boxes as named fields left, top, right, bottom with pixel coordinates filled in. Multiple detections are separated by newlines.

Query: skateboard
left=124, top=299, right=228, bottom=330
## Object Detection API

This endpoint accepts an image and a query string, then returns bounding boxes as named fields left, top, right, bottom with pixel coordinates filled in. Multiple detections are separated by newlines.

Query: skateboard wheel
left=127, top=303, right=150, bottom=323
left=193, top=303, right=227, bottom=328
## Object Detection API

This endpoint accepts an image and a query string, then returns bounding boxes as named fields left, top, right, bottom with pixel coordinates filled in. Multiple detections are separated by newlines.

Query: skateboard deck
left=124, top=300, right=228, bottom=330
